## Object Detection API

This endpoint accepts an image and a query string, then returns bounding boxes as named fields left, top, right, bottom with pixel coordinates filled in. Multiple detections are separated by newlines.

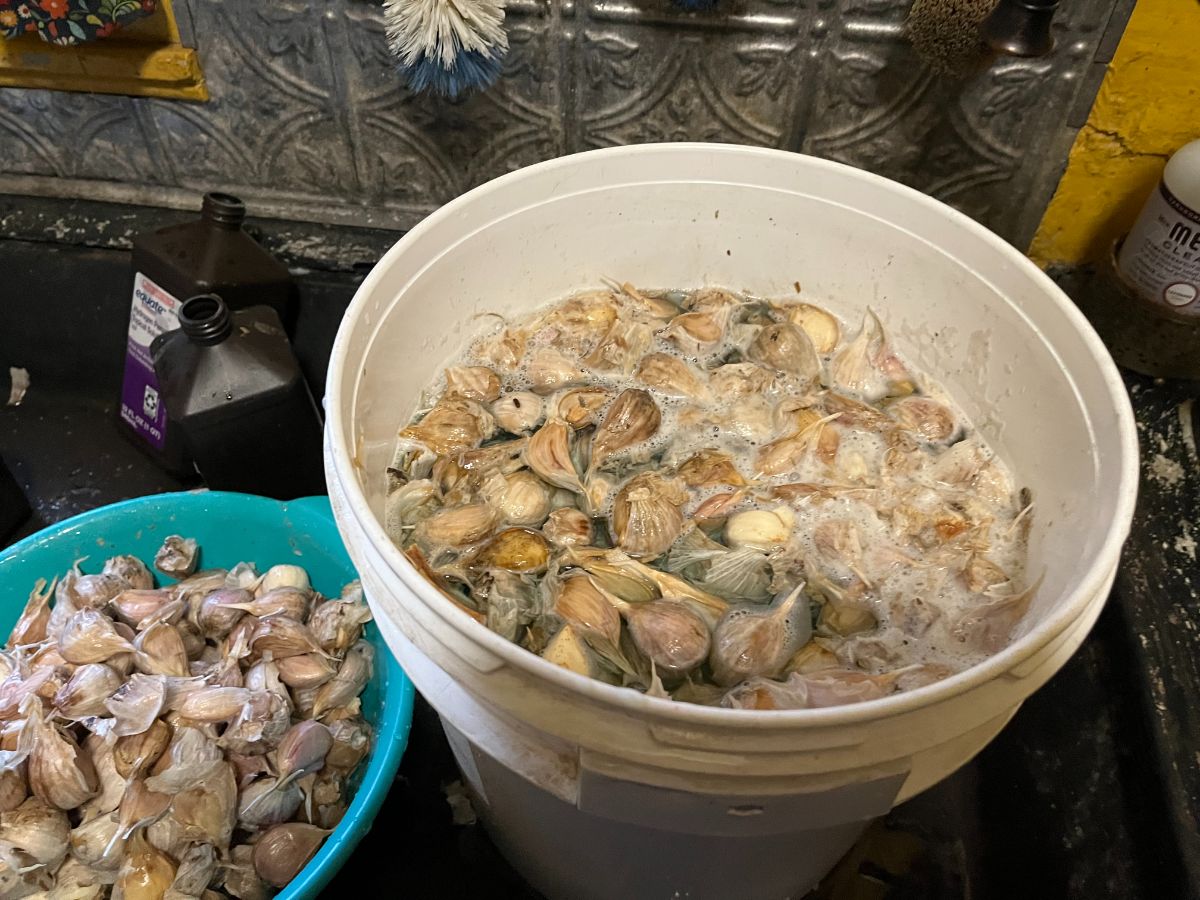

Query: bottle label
left=118, top=272, right=181, bottom=450
left=1117, top=182, right=1200, bottom=314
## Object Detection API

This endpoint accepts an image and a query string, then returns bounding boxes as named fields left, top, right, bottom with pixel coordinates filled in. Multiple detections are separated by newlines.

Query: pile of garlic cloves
left=0, top=537, right=374, bottom=898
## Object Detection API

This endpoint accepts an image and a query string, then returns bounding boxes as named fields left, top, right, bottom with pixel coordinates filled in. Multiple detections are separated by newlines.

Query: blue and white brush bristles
left=384, top=0, right=509, bottom=98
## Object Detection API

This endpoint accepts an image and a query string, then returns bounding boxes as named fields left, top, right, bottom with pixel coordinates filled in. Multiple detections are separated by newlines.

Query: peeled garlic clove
left=725, top=506, right=796, bottom=551
left=170, top=841, right=217, bottom=897
left=312, top=642, right=372, bottom=719
left=778, top=302, right=840, bottom=354
left=145, top=726, right=225, bottom=795
left=553, top=575, right=622, bottom=647
left=556, top=387, right=612, bottom=430
left=888, top=395, right=956, bottom=443
left=7, top=578, right=53, bottom=648
left=28, top=714, right=98, bottom=810
left=54, top=663, right=122, bottom=719
left=747, top=322, right=821, bottom=380
left=444, top=365, right=501, bottom=403
left=113, top=719, right=171, bottom=780
left=250, top=617, right=327, bottom=661
left=253, top=822, right=329, bottom=888
left=474, top=527, right=551, bottom=574
left=238, top=775, right=304, bottom=830
left=676, top=449, right=747, bottom=488
left=482, top=470, right=552, bottom=527
left=710, top=584, right=812, bottom=686
left=525, top=347, right=589, bottom=395
left=543, top=508, right=592, bottom=548
left=116, top=829, right=177, bottom=900
left=105, top=674, right=168, bottom=737
left=490, top=391, right=544, bottom=434
left=611, top=472, right=688, bottom=561
left=414, top=503, right=499, bottom=550
left=132, top=621, right=190, bottom=678
left=276, top=720, right=333, bottom=784
left=0, top=796, right=69, bottom=867
left=399, top=397, right=496, bottom=455
left=634, top=352, right=708, bottom=399
left=617, top=599, right=711, bottom=678
left=276, top=653, right=336, bottom=690
left=175, top=687, right=253, bottom=723
left=258, top=564, right=311, bottom=595
left=590, top=389, right=661, bottom=475
left=104, top=555, right=155, bottom=591
left=58, top=609, right=135, bottom=664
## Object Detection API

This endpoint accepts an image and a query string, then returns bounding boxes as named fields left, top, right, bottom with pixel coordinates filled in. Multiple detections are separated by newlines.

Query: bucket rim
left=325, top=142, right=1139, bottom=727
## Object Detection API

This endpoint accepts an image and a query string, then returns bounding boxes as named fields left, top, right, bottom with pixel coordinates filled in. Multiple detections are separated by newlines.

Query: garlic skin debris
left=3, top=537, right=376, bottom=895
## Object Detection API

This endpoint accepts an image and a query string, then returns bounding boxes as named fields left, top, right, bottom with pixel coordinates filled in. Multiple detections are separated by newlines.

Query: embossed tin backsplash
left=0, top=0, right=1132, bottom=253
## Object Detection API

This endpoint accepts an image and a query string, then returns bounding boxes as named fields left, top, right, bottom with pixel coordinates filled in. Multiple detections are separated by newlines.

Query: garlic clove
left=249, top=618, right=327, bottom=662
left=399, top=397, right=496, bottom=455
left=174, top=687, right=253, bottom=724
left=307, top=593, right=373, bottom=657
left=258, top=564, right=311, bottom=596
left=7, top=578, right=53, bottom=648
left=169, top=841, right=217, bottom=898
left=28, top=712, right=98, bottom=810
left=132, top=622, right=190, bottom=678
left=553, top=575, right=622, bottom=649
left=525, top=347, right=589, bottom=396
left=414, top=503, right=500, bottom=550
left=218, top=587, right=312, bottom=622
left=634, top=352, right=709, bottom=400
left=275, top=653, right=337, bottom=690
left=777, top=301, right=840, bottom=354
left=473, top=527, right=551, bottom=574
left=490, top=390, right=544, bottom=435
left=747, top=322, right=821, bottom=381
left=709, top=584, right=812, bottom=686
left=473, top=325, right=527, bottom=372
left=237, top=775, right=304, bottom=830
left=70, top=809, right=124, bottom=871
left=153, top=535, right=199, bottom=580
left=443, top=365, right=501, bottom=403
left=196, top=588, right=249, bottom=640
left=252, top=822, right=329, bottom=888
left=80, top=731, right=126, bottom=819
left=58, top=609, right=135, bottom=665
left=113, top=719, right=171, bottom=780
left=540, top=625, right=599, bottom=677
left=275, top=720, right=333, bottom=785
left=312, top=642, right=372, bottom=719
left=169, top=761, right=237, bottom=848
left=583, top=319, right=653, bottom=375
left=542, top=508, right=593, bottom=548
left=115, top=829, right=177, bottom=900
left=556, top=387, right=613, bottom=430
left=144, top=726, right=224, bottom=795
left=589, top=389, right=661, bottom=475
left=0, top=767, right=26, bottom=813
left=482, top=470, right=552, bottom=527
left=675, top=449, right=747, bottom=488
left=325, top=717, right=371, bottom=774
left=103, top=555, right=155, bottom=591
left=71, top=572, right=131, bottom=611
left=618, top=599, right=711, bottom=678
left=524, top=419, right=584, bottom=493
left=887, top=395, right=957, bottom=443
left=724, top=506, right=796, bottom=552
left=610, top=472, right=688, bottom=561
left=0, top=796, right=69, bottom=868
left=109, top=589, right=175, bottom=629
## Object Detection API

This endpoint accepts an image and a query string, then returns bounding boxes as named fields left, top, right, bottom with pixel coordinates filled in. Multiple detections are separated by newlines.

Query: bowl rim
left=0, top=490, right=415, bottom=898
left=325, top=142, right=1140, bottom=727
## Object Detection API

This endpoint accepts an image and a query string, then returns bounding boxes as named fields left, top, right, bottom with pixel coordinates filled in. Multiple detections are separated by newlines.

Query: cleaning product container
left=324, top=144, right=1139, bottom=900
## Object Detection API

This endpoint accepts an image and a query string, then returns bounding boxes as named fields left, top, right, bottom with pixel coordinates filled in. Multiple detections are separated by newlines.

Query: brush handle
left=981, top=0, right=1061, bottom=58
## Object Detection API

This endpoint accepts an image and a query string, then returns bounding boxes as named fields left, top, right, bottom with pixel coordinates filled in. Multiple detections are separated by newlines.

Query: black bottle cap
left=179, top=294, right=233, bottom=345
left=201, top=192, right=246, bottom=228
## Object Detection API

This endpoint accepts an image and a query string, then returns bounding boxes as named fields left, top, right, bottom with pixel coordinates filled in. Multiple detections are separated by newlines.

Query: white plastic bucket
left=324, top=144, right=1139, bottom=900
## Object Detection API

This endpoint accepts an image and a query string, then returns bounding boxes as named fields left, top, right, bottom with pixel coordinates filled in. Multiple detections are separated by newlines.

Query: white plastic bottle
left=1117, top=138, right=1200, bottom=312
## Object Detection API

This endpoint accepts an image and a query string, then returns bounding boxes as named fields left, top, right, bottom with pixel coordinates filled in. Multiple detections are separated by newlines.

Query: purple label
left=118, top=272, right=180, bottom=451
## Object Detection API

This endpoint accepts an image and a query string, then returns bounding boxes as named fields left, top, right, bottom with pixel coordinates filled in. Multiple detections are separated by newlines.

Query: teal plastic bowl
left=0, top=491, right=415, bottom=899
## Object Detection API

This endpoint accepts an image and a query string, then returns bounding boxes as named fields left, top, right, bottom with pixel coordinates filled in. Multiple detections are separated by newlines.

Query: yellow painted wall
left=1028, top=0, right=1200, bottom=266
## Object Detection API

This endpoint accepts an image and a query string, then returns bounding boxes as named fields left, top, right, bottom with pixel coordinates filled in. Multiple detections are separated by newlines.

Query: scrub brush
left=905, top=0, right=1060, bottom=76
left=383, top=0, right=508, bottom=98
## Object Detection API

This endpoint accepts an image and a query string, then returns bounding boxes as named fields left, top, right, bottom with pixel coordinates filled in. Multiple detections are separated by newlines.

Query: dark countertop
left=1, top=239, right=1195, bottom=899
